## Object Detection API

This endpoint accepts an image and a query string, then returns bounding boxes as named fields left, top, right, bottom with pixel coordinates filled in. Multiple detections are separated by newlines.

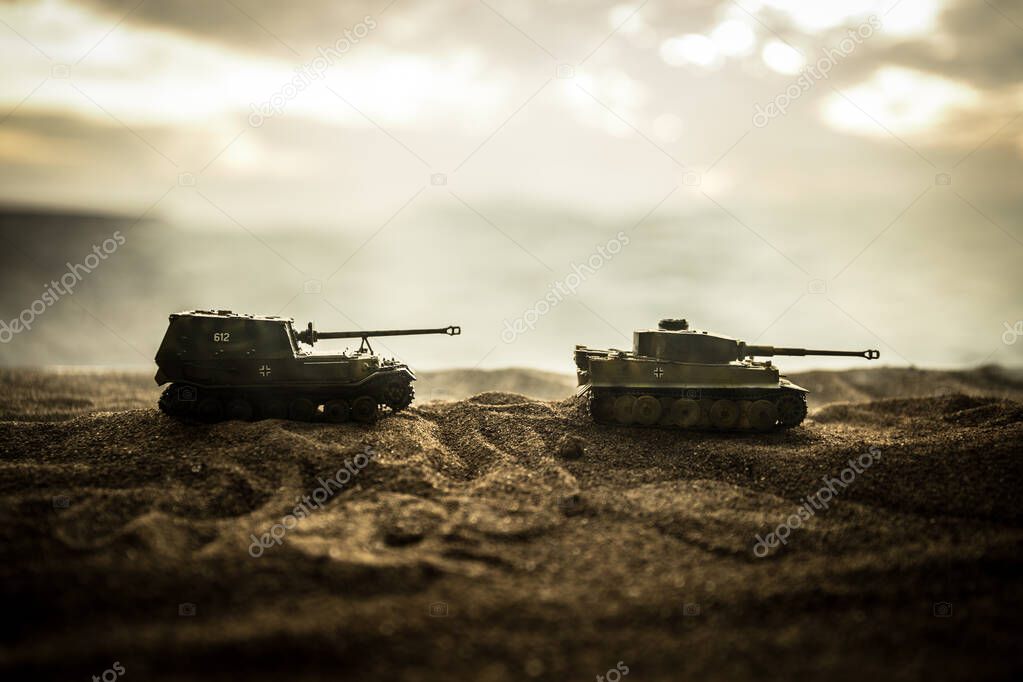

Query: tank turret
left=155, top=310, right=460, bottom=424
left=575, top=318, right=879, bottom=431
left=632, top=318, right=879, bottom=365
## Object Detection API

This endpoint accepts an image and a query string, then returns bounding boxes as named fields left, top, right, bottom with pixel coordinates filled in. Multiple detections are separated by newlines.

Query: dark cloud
left=877, top=0, right=1023, bottom=89
left=76, top=0, right=377, bottom=57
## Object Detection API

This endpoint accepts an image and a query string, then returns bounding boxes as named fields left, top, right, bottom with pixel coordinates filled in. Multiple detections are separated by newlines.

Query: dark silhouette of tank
left=574, top=318, right=879, bottom=431
left=155, top=310, right=460, bottom=423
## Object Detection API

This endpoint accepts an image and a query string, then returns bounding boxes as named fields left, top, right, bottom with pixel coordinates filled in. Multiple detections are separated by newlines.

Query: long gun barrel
left=315, top=326, right=461, bottom=340
left=296, top=323, right=460, bottom=349
left=741, top=344, right=879, bottom=360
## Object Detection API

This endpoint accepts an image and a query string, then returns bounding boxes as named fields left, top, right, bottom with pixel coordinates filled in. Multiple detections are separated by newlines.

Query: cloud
left=877, top=0, right=1023, bottom=90
left=75, top=0, right=369, bottom=56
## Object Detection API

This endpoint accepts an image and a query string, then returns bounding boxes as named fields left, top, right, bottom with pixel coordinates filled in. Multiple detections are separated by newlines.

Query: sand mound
left=417, top=368, right=576, bottom=402
left=2, top=374, right=1022, bottom=680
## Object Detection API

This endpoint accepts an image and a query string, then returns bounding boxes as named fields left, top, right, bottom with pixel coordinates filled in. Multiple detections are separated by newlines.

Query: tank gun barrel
left=315, top=326, right=461, bottom=340
left=296, top=323, right=460, bottom=349
left=741, top=344, right=879, bottom=360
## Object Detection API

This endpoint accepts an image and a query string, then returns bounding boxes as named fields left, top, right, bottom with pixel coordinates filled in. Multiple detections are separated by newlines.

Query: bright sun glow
left=761, top=40, right=805, bottom=75
left=659, top=34, right=719, bottom=68
left=711, top=20, right=755, bottom=57
left=823, top=67, right=979, bottom=136
left=881, top=0, right=943, bottom=36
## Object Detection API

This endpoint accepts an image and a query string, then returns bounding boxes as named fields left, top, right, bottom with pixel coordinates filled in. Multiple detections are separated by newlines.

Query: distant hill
left=790, top=364, right=1023, bottom=407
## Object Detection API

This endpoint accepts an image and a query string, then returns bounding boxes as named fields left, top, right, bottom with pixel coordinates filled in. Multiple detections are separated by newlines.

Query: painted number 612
left=213, top=332, right=230, bottom=342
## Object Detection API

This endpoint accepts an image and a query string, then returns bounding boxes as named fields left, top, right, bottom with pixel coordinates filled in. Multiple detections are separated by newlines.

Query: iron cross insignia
left=653, top=366, right=664, bottom=378
left=259, top=364, right=271, bottom=377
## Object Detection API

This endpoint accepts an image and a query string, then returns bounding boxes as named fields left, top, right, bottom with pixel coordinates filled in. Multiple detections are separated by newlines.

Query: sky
left=0, top=0, right=1021, bottom=372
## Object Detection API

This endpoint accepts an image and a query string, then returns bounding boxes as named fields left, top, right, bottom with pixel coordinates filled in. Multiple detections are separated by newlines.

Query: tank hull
left=157, top=366, right=416, bottom=424
left=155, top=353, right=412, bottom=391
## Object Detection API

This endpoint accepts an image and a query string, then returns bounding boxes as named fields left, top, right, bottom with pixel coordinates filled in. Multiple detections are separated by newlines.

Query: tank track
left=158, top=379, right=415, bottom=424
left=586, top=387, right=807, bottom=431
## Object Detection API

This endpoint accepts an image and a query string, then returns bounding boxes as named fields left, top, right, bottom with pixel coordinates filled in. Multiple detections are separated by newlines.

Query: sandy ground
left=1, top=368, right=1022, bottom=681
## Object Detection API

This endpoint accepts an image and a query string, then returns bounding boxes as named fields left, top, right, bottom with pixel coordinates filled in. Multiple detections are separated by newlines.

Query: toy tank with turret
left=575, top=319, right=879, bottom=431
left=155, top=310, right=460, bottom=423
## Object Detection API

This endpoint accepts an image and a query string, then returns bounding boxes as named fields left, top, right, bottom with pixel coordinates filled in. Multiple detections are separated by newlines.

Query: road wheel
left=197, top=396, right=224, bottom=422
left=776, top=394, right=807, bottom=428
left=288, top=397, right=316, bottom=422
left=158, top=384, right=194, bottom=416
left=709, top=399, right=739, bottom=429
left=590, top=392, right=615, bottom=422
left=324, top=399, right=350, bottom=423
left=225, top=397, right=254, bottom=421
left=260, top=398, right=287, bottom=420
left=613, top=395, right=636, bottom=424
left=669, top=398, right=701, bottom=428
left=383, top=380, right=414, bottom=411
left=634, top=395, right=662, bottom=425
left=748, top=399, right=778, bottom=431
left=351, top=396, right=379, bottom=424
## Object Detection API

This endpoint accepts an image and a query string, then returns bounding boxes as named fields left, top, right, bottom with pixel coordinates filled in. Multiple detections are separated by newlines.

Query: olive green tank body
left=154, top=310, right=459, bottom=423
left=575, top=319, right=879, bottom=431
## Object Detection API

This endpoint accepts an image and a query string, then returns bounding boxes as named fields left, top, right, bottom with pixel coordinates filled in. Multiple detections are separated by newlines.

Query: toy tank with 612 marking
left=155, top=310, right=460, bottom=423
left=575, top=318, right=879, bottom=431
